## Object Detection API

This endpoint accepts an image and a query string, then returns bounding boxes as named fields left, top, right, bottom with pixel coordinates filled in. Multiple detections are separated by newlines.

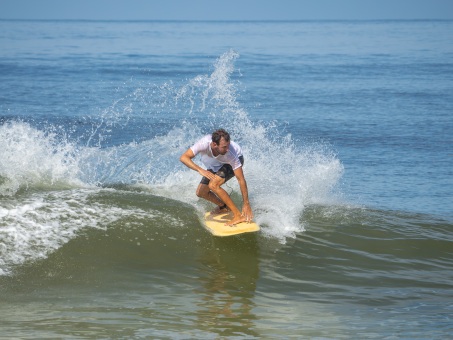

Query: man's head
left=211, top=129, right=230, bottom=155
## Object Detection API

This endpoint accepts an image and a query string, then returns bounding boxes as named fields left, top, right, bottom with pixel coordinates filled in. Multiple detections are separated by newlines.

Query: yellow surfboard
left=204, top=211, right=260, bottom=236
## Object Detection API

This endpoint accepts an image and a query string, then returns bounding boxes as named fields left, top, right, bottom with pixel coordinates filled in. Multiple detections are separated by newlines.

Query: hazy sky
left=1, top=0, right=452, bottom=20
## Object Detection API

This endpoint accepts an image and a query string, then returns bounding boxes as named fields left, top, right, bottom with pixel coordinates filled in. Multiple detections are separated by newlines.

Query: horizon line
left=1, top=18, right=451, bottom=22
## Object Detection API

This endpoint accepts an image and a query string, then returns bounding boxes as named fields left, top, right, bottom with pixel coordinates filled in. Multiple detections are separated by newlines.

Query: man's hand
left=199, top=169, right=215, bottom=181
left=242, top=202, right=253, bottom=223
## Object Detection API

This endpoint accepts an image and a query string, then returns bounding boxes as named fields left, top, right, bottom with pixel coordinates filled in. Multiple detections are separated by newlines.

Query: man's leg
left=208, top=175, right=246, bottom=225
left=196, top=183, right=224, bottom=206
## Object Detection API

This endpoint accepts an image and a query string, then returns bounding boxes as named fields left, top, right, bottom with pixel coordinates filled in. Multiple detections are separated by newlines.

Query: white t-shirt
left=190, top=134, right=243, bottom=172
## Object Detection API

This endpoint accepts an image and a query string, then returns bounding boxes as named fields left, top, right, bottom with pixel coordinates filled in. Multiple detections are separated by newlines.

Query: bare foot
left=225, top=215, right=247, bottom=226
left=211, top=204, right=230, bottom=215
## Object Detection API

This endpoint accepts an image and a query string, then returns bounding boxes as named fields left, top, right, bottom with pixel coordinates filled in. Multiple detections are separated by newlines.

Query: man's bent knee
left=208, top=176, right=225, bottom=192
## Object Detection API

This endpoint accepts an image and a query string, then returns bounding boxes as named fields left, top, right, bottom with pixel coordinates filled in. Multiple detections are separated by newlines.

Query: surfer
left=179, top=129, right=253, bottom=226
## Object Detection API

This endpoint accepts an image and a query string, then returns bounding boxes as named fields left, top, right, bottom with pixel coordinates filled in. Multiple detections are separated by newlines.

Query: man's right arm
left=180, top=148, right=199, bottom=171
left=180, top=148, right=215, bottom=181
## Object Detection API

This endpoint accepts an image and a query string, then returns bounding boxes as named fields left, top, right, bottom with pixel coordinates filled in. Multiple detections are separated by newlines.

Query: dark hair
left=212, top=129, right=230, bottom=145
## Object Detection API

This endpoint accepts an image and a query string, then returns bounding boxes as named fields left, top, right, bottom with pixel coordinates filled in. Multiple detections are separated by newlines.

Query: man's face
left=214, top=137, right=230, bottom=155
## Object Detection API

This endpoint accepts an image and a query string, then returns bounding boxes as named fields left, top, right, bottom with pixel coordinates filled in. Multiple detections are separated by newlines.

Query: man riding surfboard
left=179, top=129, right=253, bottom=226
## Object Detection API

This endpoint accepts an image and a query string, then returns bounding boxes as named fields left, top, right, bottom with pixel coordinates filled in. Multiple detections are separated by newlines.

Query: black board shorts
left=200, top=156, right=244, bottom=185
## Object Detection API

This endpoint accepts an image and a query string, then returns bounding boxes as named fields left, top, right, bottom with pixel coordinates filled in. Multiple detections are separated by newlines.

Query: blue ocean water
left=1, top=20, right=452, bottom=338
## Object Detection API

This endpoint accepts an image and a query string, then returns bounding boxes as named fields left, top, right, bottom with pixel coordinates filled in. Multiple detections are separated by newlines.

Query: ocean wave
left=1, top=51, right=347, bottom=275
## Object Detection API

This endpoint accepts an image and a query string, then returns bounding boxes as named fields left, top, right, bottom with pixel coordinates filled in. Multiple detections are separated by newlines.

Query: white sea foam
left=0, top=188, right=183, bottom=276
left=0, top=121, right=83, bottom=195
left=0, top=190, right=100, bottom=275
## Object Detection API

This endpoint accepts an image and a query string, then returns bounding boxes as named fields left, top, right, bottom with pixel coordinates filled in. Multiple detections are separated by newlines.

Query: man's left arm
left=233, top=167, right=253, bottom=222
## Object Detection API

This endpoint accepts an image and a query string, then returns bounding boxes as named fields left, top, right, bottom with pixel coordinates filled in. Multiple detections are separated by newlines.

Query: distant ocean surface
left=1, top=20, right=452, bottom=338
